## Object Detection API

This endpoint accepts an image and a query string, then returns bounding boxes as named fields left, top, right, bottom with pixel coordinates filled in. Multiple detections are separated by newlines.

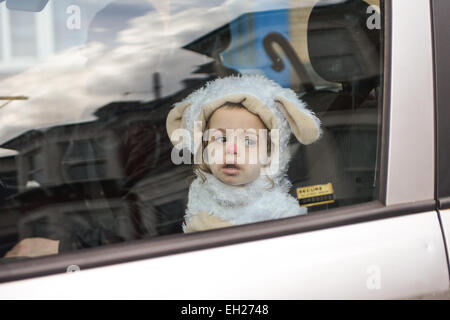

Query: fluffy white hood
left=167, top=74, right=322, bottom=182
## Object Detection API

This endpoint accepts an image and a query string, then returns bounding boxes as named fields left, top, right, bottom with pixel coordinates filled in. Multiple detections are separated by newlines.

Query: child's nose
left=226, top=143, right=237, bottom=154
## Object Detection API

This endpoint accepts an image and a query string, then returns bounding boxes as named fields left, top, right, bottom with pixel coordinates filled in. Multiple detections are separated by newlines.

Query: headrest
left=307, top=0, right=380, bottom=84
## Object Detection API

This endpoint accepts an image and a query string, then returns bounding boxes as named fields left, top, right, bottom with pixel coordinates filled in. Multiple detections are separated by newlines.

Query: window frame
left=0, top=0, right=437, bottom=284
left=432, top=0, right=450, bottom=209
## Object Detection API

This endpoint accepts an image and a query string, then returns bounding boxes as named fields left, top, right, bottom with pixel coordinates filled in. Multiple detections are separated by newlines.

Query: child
left=166, top=75, right=321, bottom=233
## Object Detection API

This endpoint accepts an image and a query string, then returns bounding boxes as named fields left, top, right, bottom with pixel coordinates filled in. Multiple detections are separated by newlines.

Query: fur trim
left=167, top=74, right=321, bottom=180
left=184, top=173, right=306, bottom=231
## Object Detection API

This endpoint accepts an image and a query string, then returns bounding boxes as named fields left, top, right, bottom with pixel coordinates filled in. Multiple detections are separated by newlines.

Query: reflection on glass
left=0, top=11, right=3, bottom=60
left=9, top=10, right=37, bottom=57
left=0, top=0, right=383, bottom=259
left=26, top=150, right=44, bottom=185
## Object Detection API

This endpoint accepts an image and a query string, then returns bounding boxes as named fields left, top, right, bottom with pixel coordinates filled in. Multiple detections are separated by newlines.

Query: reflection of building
left=0, top=75, right=210, bottom=254
left=0, top=96, right=178, bottom=191
left=0, top=154, right=17, bottom=201
left=0, top=153, right=18, bottom=254
left=1, top=120, right=122, bottom=191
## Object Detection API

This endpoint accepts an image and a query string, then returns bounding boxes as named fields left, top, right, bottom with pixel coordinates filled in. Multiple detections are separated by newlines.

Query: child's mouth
left=222, top=164, right=240, bottom=175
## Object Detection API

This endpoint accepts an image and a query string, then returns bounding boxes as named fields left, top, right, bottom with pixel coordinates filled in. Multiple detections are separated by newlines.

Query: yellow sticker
left=297, top=183, right=335, bottom=207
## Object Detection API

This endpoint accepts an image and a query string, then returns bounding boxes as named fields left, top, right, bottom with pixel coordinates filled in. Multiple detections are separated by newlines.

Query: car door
left=0, top=0, right=448, bottom=300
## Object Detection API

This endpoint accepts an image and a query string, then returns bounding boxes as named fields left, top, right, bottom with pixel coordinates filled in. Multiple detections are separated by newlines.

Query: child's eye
left=245, top=137, right=257, bottom=146
left=216, top=136, right=227, bottom=143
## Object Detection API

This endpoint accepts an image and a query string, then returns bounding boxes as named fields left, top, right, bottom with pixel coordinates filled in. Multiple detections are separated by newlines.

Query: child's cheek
left=258, top=150, right=270, bottom=167
left=243, top=165, right=262, bottom=185
left=205, top=142, right=224, bottom=165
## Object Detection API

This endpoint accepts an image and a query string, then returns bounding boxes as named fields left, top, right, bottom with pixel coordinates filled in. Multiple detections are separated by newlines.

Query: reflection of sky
left=0, top=0, right=294, bottom=151
left=222, top=9, right=292, bottom=87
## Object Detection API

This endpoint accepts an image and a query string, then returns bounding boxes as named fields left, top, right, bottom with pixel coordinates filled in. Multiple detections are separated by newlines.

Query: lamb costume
left=166, top=75, right=321, bottom=232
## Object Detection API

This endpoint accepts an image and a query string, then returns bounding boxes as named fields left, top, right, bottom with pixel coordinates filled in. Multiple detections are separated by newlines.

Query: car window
left=0, top=0, right=383, bottom=260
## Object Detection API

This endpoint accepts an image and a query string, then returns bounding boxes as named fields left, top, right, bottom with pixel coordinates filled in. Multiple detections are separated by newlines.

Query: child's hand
left=185, top=211, right=233, bottom=233
left=3, top=238, right=59, bottom=258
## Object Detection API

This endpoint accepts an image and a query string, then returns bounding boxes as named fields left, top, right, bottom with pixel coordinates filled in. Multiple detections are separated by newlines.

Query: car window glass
left=0, top=0, right=383, bottom=259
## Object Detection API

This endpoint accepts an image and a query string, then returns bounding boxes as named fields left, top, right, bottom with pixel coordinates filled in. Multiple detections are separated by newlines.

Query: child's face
left=205, top=106, right=269, bottom=186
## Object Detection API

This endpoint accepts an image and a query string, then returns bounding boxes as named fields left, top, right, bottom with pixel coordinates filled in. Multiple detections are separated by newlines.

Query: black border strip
left=0, top=0, right=407, bottom=284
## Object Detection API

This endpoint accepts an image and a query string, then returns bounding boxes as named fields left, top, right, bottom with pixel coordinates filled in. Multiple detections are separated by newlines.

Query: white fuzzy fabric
left=174, top=74, right=321, bottom=182
left=184, top=172, right=306, bottom=231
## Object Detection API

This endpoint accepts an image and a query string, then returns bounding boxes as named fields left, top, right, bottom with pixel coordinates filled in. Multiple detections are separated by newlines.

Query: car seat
left=288, top=0, right=382, bottom=210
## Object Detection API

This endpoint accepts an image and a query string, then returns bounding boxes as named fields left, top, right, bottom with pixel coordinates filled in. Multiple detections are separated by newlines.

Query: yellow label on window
left=297, top=183, right=335, bottom=207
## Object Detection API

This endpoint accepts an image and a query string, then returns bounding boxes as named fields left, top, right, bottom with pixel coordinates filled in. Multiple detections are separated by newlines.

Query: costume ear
left=166, top=102, right=191, bottom=145
left=275, top=96, right=321, bottom=145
